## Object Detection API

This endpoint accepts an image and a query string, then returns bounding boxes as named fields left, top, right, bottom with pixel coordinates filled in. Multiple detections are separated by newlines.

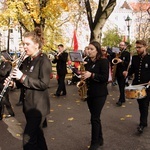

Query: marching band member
left=115, top=42, right=130, bottom=106
left=123, top=40, right=150, bottom=133
left=5, top=27, right=52, bottom=149
left=52, top=44, right=68, bottom=96
left=0, top=51, right=15, bottom=119
left=82, top=41, right=109, bottom=150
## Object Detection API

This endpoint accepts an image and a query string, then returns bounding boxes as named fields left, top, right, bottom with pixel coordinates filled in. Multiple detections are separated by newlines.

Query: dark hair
left=89, top=41, right=102, bottom=60
left=58, top=44, right=64, bottom=47
left=23, top=27, right=44, bottom=49
left=136, top=40, right=147, bottom=46
left=1, top=51, right=13, bottom=61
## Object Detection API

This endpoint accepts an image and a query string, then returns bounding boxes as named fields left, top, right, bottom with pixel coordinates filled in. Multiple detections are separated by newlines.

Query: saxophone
left=0, top=51, right=26, bottom=102
left=76, top=62, right=87, bottom=101
left=112, top=53, right=121, bottom=82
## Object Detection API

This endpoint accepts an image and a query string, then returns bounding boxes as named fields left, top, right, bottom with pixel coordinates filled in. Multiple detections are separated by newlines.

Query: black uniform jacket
left=16, top=53, right=52, bottom=117
left=116, top=50, right=130, bottom=77
left=128, top=53, right=150, bottom=85
left=85, top=58, right=109, bottom=97
left=52, top=52, right=68, bottom=75
left=0, top=61, right=12, bottom=90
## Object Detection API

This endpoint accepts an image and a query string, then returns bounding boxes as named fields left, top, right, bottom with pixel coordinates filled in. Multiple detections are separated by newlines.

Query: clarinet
left=0, top=51, right=26, bottom=102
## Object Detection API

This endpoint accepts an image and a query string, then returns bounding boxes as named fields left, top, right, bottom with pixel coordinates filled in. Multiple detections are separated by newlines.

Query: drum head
left=125, top=85, right=147, bottom=99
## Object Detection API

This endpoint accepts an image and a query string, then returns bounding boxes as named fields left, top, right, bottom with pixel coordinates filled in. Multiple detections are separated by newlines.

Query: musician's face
left=23, top=37, right=39, bottom=56
left=101, top=47, right=107, bottom=56
left=88, top=44, right=97, bottom=59
left=136, top=44, right=147, bottom=55
left=58, top=46, right=64, bottom=52
left=119, top=42, right=126, bottom=51
left=84, top=47, right=89, bottom=56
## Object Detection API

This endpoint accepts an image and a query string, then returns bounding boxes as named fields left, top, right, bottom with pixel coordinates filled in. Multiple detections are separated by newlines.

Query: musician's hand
left=4, top=76, right=14, bottom=87
left=123, top=71, right=128, bottom=77
left=11, top=68, right=23, bottom=80
left=118, top=58, right=123, bottom=63
left=82, top=71, right=91, bottom=80
left=54, top=55, right=59, bottom=60
left=83, top=61, right=87, bottom=65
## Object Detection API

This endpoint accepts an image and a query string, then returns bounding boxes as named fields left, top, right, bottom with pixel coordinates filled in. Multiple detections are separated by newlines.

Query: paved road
left=0, top=79, right=150, bottom=150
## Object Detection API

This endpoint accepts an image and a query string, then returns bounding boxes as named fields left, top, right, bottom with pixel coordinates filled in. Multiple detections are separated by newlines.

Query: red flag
left=73, top=30, right=80, bottom=68
left=73, top=30, right=78, bottom=51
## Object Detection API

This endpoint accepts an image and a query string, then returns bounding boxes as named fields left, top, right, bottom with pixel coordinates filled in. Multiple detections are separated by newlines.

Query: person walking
left=82, top=41, right=109, bottom=150
left=5, top=27, right=52, bottom=149
left=0, top=51, right=15, bottom=119
left=115, top=41, right=130, bottom=106
left=52, top=44, right=68, bottom=96
left=123, top=40, right=150, bottom=133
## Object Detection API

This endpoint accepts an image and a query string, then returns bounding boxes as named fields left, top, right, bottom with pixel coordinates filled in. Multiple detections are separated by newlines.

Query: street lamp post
left=125, top=16, right=132, bottom=44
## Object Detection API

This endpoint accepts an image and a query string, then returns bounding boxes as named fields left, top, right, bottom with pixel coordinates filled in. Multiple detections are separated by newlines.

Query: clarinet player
left=4, top=27, right=52, bottom=149
left=82, top=41, right=109, bottom=150
left=0, top=51, right=15, bottom=120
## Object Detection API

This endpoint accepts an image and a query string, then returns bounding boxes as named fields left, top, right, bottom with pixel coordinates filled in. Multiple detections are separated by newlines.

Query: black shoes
left=16, top=101, right=23, bottom=106
left=137, top=125, right=146, bottom=133
left=54, top=93, right=60, bottom=97
left=88, top=141, right=103, bottom=150
left=116, top=101, right=122, bottom=106
left=88, top=144, right=102, bottom=150
left=54, top=93, right=66, bottom=97
left=116, top=101, right=125, bottom=106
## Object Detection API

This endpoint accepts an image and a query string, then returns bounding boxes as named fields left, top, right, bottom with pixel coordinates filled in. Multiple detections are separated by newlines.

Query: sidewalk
left=0, top=79, right=150, bottom=150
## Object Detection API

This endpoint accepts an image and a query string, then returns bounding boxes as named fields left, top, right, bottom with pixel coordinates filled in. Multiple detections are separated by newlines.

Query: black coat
left=116, top=50, right=130, bottom=77
left=52, top=52, right=68, bottom=75
left=16, top=53, right=52, bottom=117
left=128, top=53, right=150, bottom=85
left=0, top=61, right=12, bottom=90
left=85, top=58, right=109, bottom=97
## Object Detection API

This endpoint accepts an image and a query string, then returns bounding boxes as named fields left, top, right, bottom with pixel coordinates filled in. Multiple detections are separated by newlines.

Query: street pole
left=125, top=16, right=132, bottom=51
left=127, top=25, right=130, bottom=44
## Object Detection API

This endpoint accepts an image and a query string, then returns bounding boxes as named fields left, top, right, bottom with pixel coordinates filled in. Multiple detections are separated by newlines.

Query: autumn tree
left=84, top=0, right=117, bottom=42
left=133, top=2, right=150, bottom=43
left=102, top=27, right=122, bottom=47
left=0, top=0, right=72, bottom=51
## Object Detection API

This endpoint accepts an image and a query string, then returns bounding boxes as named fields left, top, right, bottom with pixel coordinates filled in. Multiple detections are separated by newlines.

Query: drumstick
left=131, top=82, right=149, bottom=87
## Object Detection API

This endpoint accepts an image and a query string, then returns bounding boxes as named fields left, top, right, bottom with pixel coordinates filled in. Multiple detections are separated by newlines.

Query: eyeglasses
left=135, top=46, right=143, bottom=49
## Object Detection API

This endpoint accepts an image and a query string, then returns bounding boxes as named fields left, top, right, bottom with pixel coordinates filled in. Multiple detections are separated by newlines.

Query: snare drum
left=125, top=85, right=147, bottom=99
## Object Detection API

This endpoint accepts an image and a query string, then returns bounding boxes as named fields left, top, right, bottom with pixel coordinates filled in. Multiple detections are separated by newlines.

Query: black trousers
left=137, top=90, right=150, bottom=127
left=117, top=76, right=126, bottom=102
left=56, top=74, right=66, bottom=95
left=23, top=116, right=48, bottom=150
left=87, top=96, right=107, bottom=145
left=0, top=91, right=14, bottom=116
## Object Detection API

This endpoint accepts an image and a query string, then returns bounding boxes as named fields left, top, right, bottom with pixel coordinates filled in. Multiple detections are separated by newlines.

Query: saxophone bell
left=112, top=58, right=120, bottom=65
